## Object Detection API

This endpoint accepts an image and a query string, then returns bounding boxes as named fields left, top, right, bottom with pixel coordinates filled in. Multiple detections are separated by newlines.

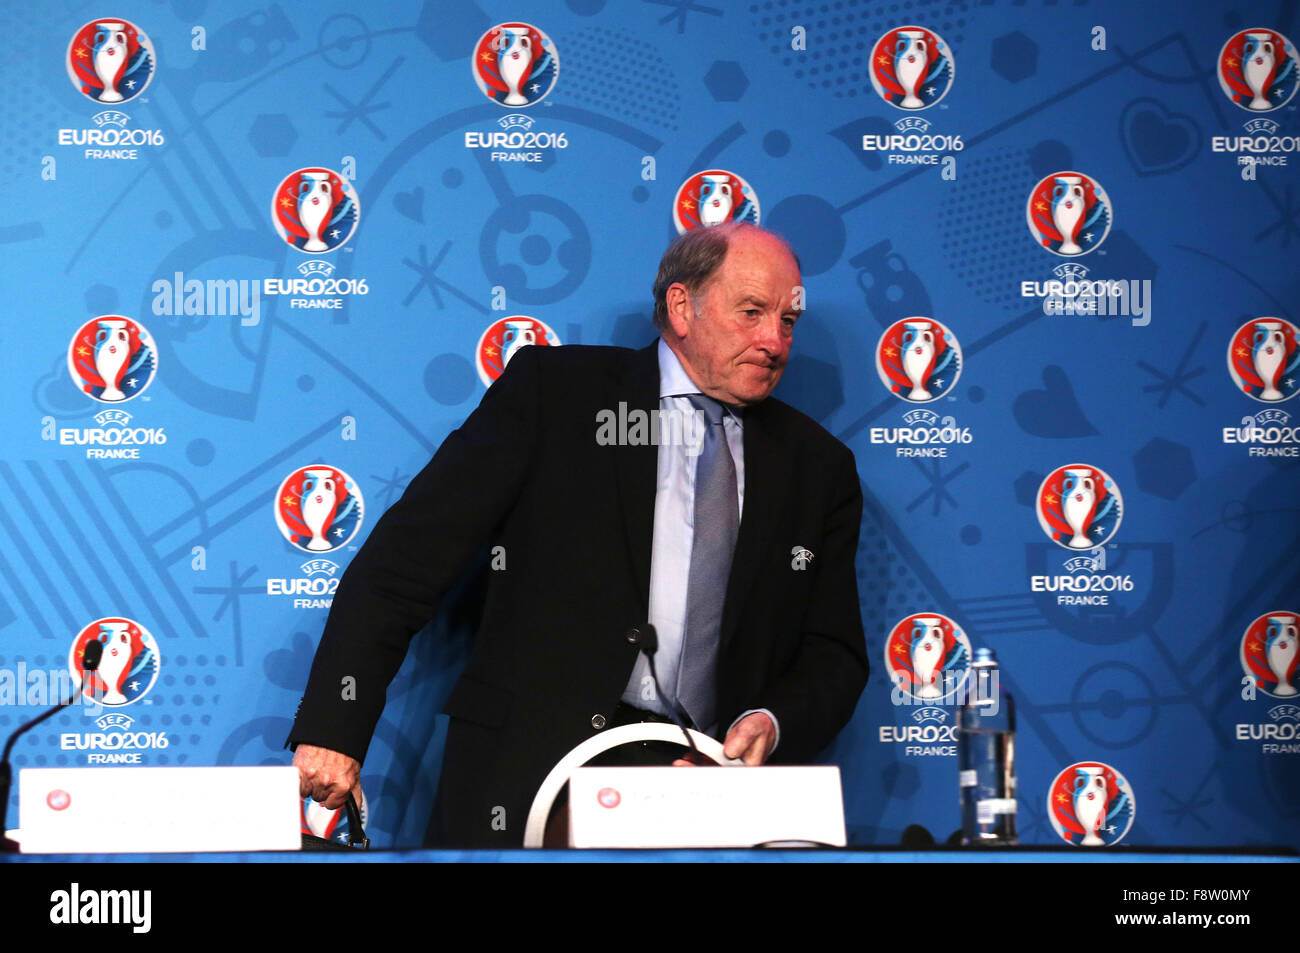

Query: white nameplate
left=18, top=766, right=301, bottom=854
left=568, top=765, right=845, bottom=848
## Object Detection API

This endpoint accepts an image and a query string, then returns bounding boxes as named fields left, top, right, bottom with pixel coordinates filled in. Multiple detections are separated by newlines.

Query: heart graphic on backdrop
left=1013, top=365, right=1099, bottom=438
left=394, top=185, right=425, bottom=222
left=1119, top=97, right=1202, bottom=176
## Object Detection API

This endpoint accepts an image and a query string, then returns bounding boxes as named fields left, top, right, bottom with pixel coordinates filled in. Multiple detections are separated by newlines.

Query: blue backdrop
left=2, top=0, right=1298, bottom=850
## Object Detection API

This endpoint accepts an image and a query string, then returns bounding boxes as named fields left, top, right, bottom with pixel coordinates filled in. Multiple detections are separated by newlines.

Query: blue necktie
left=676, top=394, right=739, bottom=734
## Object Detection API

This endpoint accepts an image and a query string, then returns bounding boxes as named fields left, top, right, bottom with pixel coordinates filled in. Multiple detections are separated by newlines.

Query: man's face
left=670, top=231, right=802, bottom=407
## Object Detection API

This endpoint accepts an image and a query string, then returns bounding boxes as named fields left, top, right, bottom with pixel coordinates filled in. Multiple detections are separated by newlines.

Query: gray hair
left=651, top=223, right=797, bottom=330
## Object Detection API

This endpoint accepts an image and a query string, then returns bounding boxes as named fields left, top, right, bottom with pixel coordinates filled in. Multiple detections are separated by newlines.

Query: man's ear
left=664, top=282, right=693, bottom=338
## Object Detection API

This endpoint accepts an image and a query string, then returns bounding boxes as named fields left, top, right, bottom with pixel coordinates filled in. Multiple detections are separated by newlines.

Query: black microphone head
left=82, top=639, right=104, bottom=671
left=638, top=623, right=658, bottom=654
left=900, top=824, right=935, bottom=848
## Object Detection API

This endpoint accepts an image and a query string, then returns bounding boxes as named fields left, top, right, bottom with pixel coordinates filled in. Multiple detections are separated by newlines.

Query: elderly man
left=289, top=223, right=868, bottom=847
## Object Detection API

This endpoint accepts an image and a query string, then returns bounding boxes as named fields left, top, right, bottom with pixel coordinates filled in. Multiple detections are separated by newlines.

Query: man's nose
left=753, top=314, right=787, bottom=353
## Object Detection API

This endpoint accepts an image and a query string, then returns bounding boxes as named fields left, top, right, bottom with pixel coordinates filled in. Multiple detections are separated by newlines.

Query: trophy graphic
left=92, top=22, right=129, bottom=103
left=908, top=616, right=946, bottom=699
left=1265, top=615, right=1298, bottom=696
left=1071, top=766, right=1109, bottom=847
left=95, top=622, right=134, bottom=705
left=93, top=319, right=132, bottom=401
left=1252, top=321, right=1288, bottom=400
left=502, top=320, right=537, bottom=366
left=699, top=175, right=734, bottom=227
left=1062, top=468, right=1098, bottom=549
left=894, top=30, right=929, bottom=108
left=297, top=173, right=334, bottom=252
left=1243, top=32, right=1277, bottom=110
left=901, top=321, right=936, bottom=400
left=495, top=27, right=533, bottom=106
left=300, top=469, right=340, bottom=552
left=1051, top=176, right=1087, bottom=255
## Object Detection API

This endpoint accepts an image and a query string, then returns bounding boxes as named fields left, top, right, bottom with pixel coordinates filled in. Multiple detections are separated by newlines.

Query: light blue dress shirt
left=619, top=340, right=779, bottom=750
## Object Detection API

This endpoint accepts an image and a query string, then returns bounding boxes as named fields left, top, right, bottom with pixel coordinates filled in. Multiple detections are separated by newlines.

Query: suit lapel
left=613, top=342, right=661, bottom=615
left=721, top=400, right=792, bottom=650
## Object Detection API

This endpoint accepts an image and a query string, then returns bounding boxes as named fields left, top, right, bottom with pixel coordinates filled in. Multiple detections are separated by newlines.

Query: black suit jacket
left=287, top=342, right=868, bottom=847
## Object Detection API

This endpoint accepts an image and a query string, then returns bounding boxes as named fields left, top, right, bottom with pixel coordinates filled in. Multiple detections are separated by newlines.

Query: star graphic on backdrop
left=932, top=377, right=945, bottom=389
left=400, top=240, right=482, bottom=314
left=1045, top=493, right=1058, bottom=505
left=877, top=54, right=889, bottom=65
left=324, top=56, right=403, bottom=140
left=1249, top=640, right=1262, bottom=653
left=1083, top=231, right=1094, bottom=243
left=333, top=527, right=345, bottom=538
left=1035, top=200, right=1047, bottom=212
left=1255, top=182, right=1300, bottom=246
left=75, top=47, right=88, bottom=58
left=480, top=51, right=493, bottom=62
left=329, top=228, right=340, bottom=239
left=1285, top=377, right=1296, bottom=390
left=193, top=561, right=262, bottom=667
left=1139, top=320, right=1207, bottom=408
left=1227, top=56, right=1238, bottom=67
left=530, top=83, right=540, bottom=93
left=125, top=377, right=138, bottom=388
left=128, top=680, right=140, bottom=692
left=884, top=346, right=897, bottom=357
left=682, top=199, right=695, bottom=210
left=370, top=466, right=411, bottom=509
left=282, top=495, right=296, bottom=507
left=906, top=459, right=969, bottom=516
left=925, top=85, right=935, bottom=97
left=892, top=642, right=907, bottom=655
left=77, top=345, right=90, bottom=356
left=1235, top=346, right=1249, bottom=358
left=1055, top=792, right=1069, bottom=804
left=485, top=344, right=498, bottom=357
left=125, top=79, right=135, bottom=89
left=644, top=0, right=724, bottom=34
left=280, top=196, right=293, bottom=207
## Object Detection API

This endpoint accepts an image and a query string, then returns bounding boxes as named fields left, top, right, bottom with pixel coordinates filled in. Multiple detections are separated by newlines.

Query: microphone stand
left=1, top=643, right=103, bottom=852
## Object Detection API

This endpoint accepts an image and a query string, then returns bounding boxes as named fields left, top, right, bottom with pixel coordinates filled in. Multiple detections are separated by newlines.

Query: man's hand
left=671, top=711, right=776, bottom=766
left=294, top=744, right=361, bottom=811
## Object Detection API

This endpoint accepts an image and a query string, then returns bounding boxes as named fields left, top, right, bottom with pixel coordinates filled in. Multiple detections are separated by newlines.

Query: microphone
left=900, top=824, right=935, bottom=849
left=637, top=624, right=702, bottom=758
left=1, top=638, right=105, bottom=852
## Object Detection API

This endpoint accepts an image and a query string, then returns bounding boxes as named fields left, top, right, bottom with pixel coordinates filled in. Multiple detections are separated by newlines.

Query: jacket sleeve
left=758, top=444, right=868, bottom=763
left=285, top=346, right=545, bottom=763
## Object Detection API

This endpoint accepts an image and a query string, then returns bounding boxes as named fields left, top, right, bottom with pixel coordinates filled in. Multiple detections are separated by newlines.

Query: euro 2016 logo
left=68, top=618, right=160, bottom=707
left=1036, top=464, right=1123, bottom=550
left=1026, top=172, right=1112, bottom=257
left=869, top=26, right=954, bottom=110
left=1218, top=29, right=1298, bottom=112
left=67, top=19, right=155, bottom=104
left=1241, top=611, right=1300, bottom=699
left=1047, top=762, right=1135, bottom=846
left=475, top=315, right=561, bottom=387
left=1228, top=318, right=1299, bottom=403
left=673, top=170, right=760, bottom=234
left=472, top=22, right=559, bottom=107
left=885, top=613, right=971, bottom=702
left=67, top=316, right=156, bottom=403
left=275, top=466, right=364, bottom=554
left=875, top=318, right=961, bottom=402
left=271, top=168, right=359, bottom=254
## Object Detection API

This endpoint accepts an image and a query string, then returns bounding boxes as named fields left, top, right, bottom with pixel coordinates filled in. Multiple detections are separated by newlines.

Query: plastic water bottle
left=957, top=647, right=1018, bottom=845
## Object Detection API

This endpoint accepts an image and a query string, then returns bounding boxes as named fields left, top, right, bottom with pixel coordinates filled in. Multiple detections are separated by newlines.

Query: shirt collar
left=656, top=338, right=745, bottom=420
